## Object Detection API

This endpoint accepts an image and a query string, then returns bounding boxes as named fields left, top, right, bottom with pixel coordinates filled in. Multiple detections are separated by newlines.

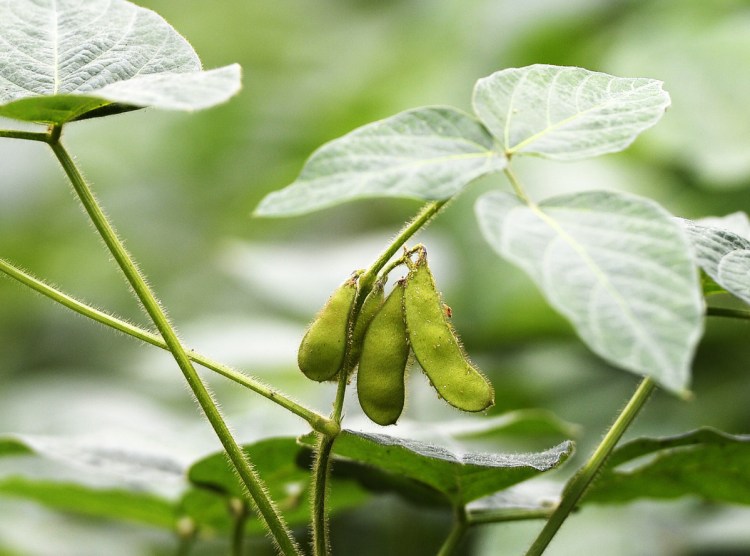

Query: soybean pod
left=298, top=275, right=358, bottom=382
left=404, top=254, right=494, bottom=412
left=357, top=280, right=410, bottom=425
left=349, top=277, right=386, bottom=368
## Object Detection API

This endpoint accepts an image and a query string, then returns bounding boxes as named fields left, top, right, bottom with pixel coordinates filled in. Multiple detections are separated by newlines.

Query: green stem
left=309, top=200, right=448, bottom=555
left=311, top=434, right=336, bottom=556
left=48, top=134, right=301, bottom=556
left=706, top=306, right=750, bottom=320
left=525, top=377, right=656, bottom=556
left=231, top=499, right=249, bottom=556
left=0, top=256, right=337, bottom=436
left=437, top=507, right=469, bottom=556
left=503, top=166, right=532, bottom=204
left=0, top=128, right=51, bottom=142
left=467, top=506, right=555, bottom=526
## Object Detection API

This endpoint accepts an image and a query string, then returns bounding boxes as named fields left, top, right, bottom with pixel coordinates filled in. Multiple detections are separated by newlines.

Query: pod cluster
left=357, top=248, right=495, bottom=425
left=296, top=249, right=495, bottom=426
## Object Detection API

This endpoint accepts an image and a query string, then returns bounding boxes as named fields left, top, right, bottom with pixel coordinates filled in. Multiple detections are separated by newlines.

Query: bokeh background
left=2, top=0, right=750, bottom=554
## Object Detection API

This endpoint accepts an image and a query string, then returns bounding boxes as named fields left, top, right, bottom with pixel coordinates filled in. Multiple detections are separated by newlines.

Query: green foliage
left=298, top=430, right=573, bottom=507
left=476, top=190, right=704, bottom=394
left=0, top=0, right=240, bottom=123
left=1, top=1, right=750, bottom=555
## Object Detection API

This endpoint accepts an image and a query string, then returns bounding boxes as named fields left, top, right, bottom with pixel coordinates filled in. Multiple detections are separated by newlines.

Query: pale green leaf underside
left=681, top=214, right=750, bottom=306
left=586, top=428, right=750, bottom=505
left=476, top=190, right=703, bottom=393
left=0, top=0, right=241, bottom=123
left=299, top=429, right=573, bottom=505
left=255, top=106, right=507, bottom=216
left=472, top=64, right=670, bottom=160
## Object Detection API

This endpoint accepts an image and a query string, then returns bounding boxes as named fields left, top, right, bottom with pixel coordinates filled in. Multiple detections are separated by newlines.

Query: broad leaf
left=476, top=190, right=704, bottom=393
left=0, top=0, right=241, bottom=124
left=586, top=428, right=750, bottom=505
left=681, top=214, right=750, bottom=306
left=255, top=107, right=506, bottom=216
left=186, top=437, right=369, bottom=533
left=0, top=477, right=176, bottom=529
left=0, top=434, right=183, bottom=484
left=298, top=430, right=573, bottom=506
left=472, top=64, right=670, bottom=160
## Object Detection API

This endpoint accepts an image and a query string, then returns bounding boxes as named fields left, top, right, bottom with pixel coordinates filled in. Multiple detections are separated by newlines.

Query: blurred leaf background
left=1, top=0, right=750, bottom=554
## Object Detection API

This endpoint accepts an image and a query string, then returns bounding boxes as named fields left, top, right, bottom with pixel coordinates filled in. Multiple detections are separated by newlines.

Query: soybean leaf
left=472, top=64, right=670, bottom=160
left=475, top=190, right=704, bottom=394
left=0, top=477, right=176, bottom=529
left=254, top=107, right=507, bottom=216
left=186, top=437, right=369, bottom=534
left=586, top=428, right=750, bottom=505
left=681, top=214, right=750, bottom=306
left=0, top=0, right=241, bottom=124
left=298, top=430, right=573, bottom=506
left=466, top=482, right=560, bottom=523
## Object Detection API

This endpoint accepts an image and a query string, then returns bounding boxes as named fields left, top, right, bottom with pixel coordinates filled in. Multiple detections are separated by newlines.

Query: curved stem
left=309, top=200, right=449, bottom=555
left=48, top=135, right=301, bottom=556
left=525, top=377, right=656, bottom=556
left=438, top=507, right=469, bottom=556
left=0, top=256, right=337, bottom=436
left=706, top=306, right=750, bottom=320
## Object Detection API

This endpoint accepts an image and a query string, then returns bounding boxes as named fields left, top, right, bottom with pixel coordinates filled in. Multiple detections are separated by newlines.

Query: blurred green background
left=2, top=0, right=750, bottom=554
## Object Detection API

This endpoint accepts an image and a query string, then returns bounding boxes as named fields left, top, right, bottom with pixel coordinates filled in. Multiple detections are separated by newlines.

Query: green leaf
left=0, top=477, right=176, bottom=529
left=586, top=428, right=750, bottom=505
left=475, top=190, right=704, bottom=394
left=299, top=430, right=573, bottom=506
left=186, top=437, right=369, bottom=534
left=681, top=215, right=750, bottom=306
left=254, top=106, right=507, bottom=216
left=443, top=410, right=581, bottom=443
left=472, top=64, right=670, bottom=160
left=0, top=0, right=241, bottom=124
left=466, top=482, right=559, bottom=523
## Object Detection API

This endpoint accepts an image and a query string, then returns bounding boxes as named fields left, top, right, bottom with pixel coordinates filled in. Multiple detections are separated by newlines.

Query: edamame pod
left=349, top=278, right=386, bottom=368
left=404, top=256, right=494, bottom=412
left=298, top=276, right=358, bottom=382
left=357, top=280, right=410, bottom=425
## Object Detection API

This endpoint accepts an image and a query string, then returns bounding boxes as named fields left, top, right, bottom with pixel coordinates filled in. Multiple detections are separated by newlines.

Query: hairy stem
left=309, top=200, right=448, bottom=555
left=0, top=256, right=337, bottom=436
left=437, top=507, right=469, bottom=556
left=48, top=134, right=301, bottom=556
left=525, top=377, right=656, bottom=556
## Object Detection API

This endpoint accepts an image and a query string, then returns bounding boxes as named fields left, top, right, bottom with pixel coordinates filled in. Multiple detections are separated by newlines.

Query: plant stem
left=0, top=256, right=337, bottom=436
left=309, top=200, right=448, bottom=555
left=503, top=166, right=532, bottom=204
left=48, top=134, right=301, bottom=556
left=467, top=506, right=555, bottom=526
left=525, top=377, right=656, bottom=556
left=0, top=128, right=52, bottom=142
left=437, top=507, right=469, bottom=556
left=706, top=306, right=750, bottom=320
left=231, top=499, right=249, bottom=556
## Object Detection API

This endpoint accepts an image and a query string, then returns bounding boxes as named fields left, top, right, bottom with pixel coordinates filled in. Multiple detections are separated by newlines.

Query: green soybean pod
left=404, top=257, right=494, bottom=412
left=349, top=278, right=386, bottom=368
left=357, top=280, right=410, bottom=426
left=298, top=276, right=358, bottom=382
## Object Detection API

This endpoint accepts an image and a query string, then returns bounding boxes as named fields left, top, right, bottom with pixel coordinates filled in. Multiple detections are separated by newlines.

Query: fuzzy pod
left=404, top=257, right=494, bottom=412
left=357, top=280, right=410, bottom=426
left=349, top=278, right=386, bottom=368
left=298, top=276, right=358, bottom=382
